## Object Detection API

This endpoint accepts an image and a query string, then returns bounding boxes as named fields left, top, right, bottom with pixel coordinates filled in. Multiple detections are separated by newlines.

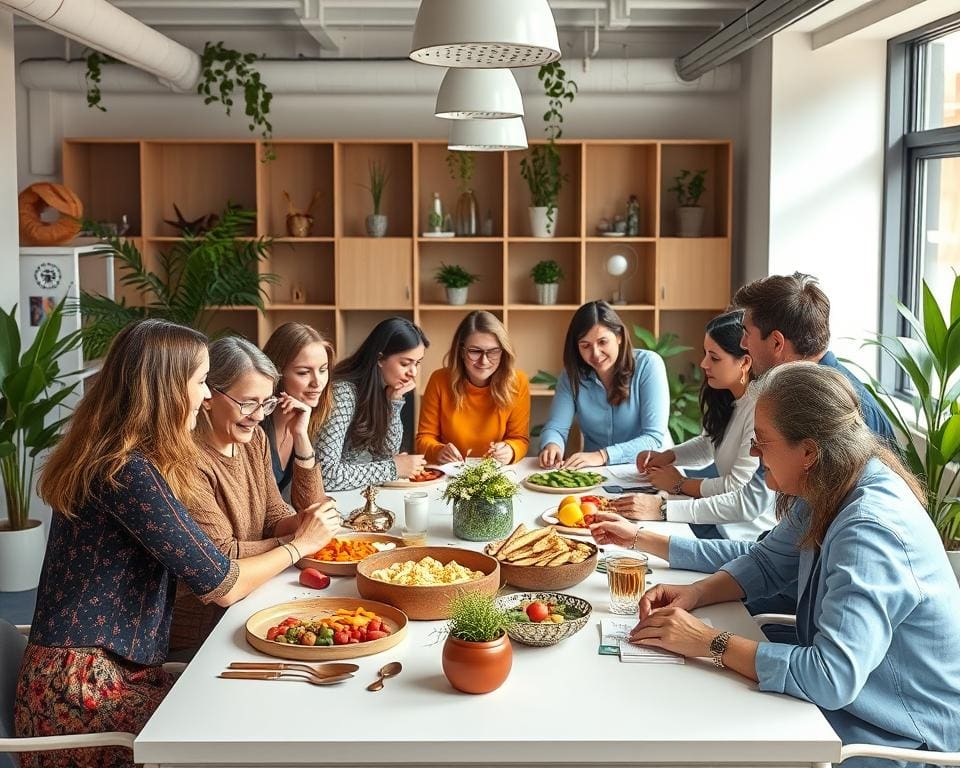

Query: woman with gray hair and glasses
left=170, top=335, right=334, bottom=653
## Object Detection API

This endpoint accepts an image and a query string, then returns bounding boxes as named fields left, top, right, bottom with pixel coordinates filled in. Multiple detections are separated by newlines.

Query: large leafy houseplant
left=633, top=326, right=703, bottom=443
left=854, top=275, right=960, bottom=549
left=443, top=459, right=518, bottom=541
left=0, top=300, right=81, bottom=531
left=77, top=205, right=277, bottom=359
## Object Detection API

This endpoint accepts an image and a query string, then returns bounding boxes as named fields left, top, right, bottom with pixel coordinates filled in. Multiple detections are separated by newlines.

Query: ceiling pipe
left=1, top=0, right=201, bottom=90
left=674, top=0, right=834, bottom=81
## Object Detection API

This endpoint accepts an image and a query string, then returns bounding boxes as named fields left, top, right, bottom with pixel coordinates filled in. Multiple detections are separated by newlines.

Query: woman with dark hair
left=316, top=317, right=429, bottom=490
left=416, top=311, right=530, bottom=465
left=538, top=301, right=669, bottom=469
left=632, top=309, right=773, bottom=539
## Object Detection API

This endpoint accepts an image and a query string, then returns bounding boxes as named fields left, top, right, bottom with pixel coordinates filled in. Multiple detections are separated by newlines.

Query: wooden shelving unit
left=63, top=137, right=733, bottom=395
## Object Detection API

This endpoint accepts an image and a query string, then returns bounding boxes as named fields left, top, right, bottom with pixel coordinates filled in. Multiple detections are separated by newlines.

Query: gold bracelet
left=631, top=525, right=643, bottom=550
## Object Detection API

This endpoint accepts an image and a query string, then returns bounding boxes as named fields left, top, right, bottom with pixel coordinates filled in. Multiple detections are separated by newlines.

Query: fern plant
left=77, top=205, right=277, bottom=358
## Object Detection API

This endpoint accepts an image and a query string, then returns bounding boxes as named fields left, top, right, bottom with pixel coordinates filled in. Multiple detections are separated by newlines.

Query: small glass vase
left=452, top=497, right=513, bottom=542
left=455, top=189, right=478, bottom=236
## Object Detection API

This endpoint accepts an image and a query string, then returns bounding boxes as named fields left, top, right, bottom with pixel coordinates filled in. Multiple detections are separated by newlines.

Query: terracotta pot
left=442, top=632, right=512, bottom=694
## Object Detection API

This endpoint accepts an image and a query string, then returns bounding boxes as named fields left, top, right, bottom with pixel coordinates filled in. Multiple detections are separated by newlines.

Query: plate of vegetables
left=523, top=469, right=606, bottom=493
left=245, top=597, right=408, bottom=660
left=297, top=533, right=405, bottom=577
left=381, top=467, right=446, bottom=488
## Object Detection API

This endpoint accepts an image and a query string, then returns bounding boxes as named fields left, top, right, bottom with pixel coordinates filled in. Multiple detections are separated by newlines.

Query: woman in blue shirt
left=625, top=362, right=960, bottom=764
left=539, top=301, right=669, bottom=469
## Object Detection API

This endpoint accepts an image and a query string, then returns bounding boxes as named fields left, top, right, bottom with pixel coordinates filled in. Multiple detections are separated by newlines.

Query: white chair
left=751, top=614, right=960, bottom=766
left=0, top=620, right=185, bottom=764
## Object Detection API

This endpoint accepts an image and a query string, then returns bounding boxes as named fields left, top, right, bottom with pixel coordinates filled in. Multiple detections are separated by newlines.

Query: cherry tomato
left=525, top=601, right=550, bottom=623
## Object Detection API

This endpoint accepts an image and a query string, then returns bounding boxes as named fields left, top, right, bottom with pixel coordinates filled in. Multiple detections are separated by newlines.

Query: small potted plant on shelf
left=364, top=159, right=390, bottom=238
left=0, top=300, right=80, bottom=592
left=668, top=169, right=707, bottom=237
left=446, top=151, right=478, bottom=236
left=441, top=590, right=515, bottom=694
left=442, top=458, right=518, bottom=541
left=530, top=259, right=564, bottom=305
left=434, top=262, right=479, bottom=306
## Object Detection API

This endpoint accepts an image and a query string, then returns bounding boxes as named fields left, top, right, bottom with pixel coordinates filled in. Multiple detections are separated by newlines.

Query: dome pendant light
left=435, top=69, right=524, bottom=120
left=448, top=117, right=528, bottom=152
left=410, top=0, right=560, bottom=68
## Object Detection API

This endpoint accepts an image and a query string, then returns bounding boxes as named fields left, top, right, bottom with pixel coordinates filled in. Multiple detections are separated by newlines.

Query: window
left=882, top=15, right=960, bottom=393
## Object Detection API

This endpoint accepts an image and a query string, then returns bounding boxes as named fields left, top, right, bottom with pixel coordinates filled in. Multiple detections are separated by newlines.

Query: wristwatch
left=710, top=631, right=732, bottom=668
left=659, top=497, right=668, bottom=521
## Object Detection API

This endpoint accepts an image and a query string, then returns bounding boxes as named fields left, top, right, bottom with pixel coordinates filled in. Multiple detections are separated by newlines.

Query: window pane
left=919, top=155, right=960, bottom=311
left=922, top=28, right=960, bottom=130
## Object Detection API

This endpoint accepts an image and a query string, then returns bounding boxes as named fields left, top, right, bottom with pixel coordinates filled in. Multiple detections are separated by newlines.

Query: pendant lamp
left=435, top=68, right=524, bottom=120
left=448, top=117, right=528, bottom=151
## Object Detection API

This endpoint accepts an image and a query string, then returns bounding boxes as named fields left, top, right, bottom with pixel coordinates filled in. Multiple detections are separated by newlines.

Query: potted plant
left=530, top=259, right=564, bottom=305
left=441, top=590, right=515, bottom=694
left=434, top=263, right=478, bottom=306
left=668, top=169, right=707, bottom=237
left=446, top=151, right=478, bottom=237
left=853, top=274, right=960, bottom=581
left=442, top=458, right=518, bottom=541
left=519, top=62, right=576, bottom=238
left=0, top=300, right=80, bottom=591
left=364, top=160, right=390, bottom=237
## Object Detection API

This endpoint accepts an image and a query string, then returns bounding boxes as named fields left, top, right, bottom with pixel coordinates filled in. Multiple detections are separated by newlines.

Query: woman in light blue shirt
left=538, top=301, right=669, bottom=469
left=625, top=362, right=960, bottom=765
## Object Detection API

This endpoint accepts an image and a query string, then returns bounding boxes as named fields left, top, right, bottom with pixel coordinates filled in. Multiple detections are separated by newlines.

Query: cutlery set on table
left=218, top=660, right=402, bottom=690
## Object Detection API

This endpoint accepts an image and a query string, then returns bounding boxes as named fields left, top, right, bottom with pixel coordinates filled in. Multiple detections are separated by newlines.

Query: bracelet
left=670, top=479, right=685, bottom=496
left=294, top=450, right=315, bottom=462
left=281, top=542, right=301, bottom=565
left=631, top=525, right=643, bottom=550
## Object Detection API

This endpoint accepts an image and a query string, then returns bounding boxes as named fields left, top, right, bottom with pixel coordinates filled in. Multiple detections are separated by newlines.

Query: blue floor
left=0, top=588, right=36, bottom=625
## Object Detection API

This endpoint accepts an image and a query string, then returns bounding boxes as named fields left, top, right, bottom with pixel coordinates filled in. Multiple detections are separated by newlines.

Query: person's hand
left=627, top=606, right=718, bottom=659
left=277, top=392, right=311, bottom=439
left=637, top=450, right=674, bottom=472
left=609, top=493, right=663, bottom=521
left=291, top=497, right=341, bottom=555
left=646, top=465, right=683, bottom=493
left=387, top=379, right=417, bottom=401
left=539, top=443, right=563, bottom=469
left=637, top=582, right=702, bottom=620
left=436, top=443, right=464, bottom=465
left=589, top=517, right=640, bottom=548
left=485, top=441, right=514, bottom=464
left=563, top=451, right=605, bottom=469
left=394, top=452, right=427, bottom=478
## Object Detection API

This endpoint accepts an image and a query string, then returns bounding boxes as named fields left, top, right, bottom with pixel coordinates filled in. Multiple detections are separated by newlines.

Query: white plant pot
left=528, top=206, right=557, bottom=238
left=0, top=519, right=46, bottom=592
left=535, top=282, right=559, bottom=305
left=947, top=550, right=960, bottom=586
left=676, top=206, right=705, bottom=237
left=446, top=286, right=469, bottom=305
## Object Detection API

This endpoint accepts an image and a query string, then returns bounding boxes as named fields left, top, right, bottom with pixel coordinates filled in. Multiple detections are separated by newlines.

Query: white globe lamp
left=605, top=248, right=638, bottom=305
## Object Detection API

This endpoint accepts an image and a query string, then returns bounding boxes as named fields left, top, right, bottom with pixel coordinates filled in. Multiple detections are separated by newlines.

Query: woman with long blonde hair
left=16, top=320, right=339, bottom=768
left=262, top=322, right=335, bottom=494
left=416, top=311, right=529, bottom=464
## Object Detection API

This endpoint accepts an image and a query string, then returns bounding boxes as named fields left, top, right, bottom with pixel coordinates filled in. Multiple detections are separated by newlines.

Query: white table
left=136, top=459, right=840, bottom=767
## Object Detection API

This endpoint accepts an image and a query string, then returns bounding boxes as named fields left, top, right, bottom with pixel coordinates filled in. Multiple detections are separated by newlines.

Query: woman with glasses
left=415, top=311, right=530, bottom=465
left=316, top=317, right=429, bottom=491
left=170, top=335, right=329, bottom=653
left=16, top=321, right=339, bottom=768
left=539, top=301, right=669, bottom=470
left=262, top=323, right=335, bottom=496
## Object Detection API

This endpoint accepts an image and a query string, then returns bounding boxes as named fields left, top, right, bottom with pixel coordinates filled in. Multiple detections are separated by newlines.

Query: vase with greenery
left=669, top=169, right=707, bottom=237
left=519, top=62, right=577, bottom=237
left=447, top=151, right=478, bottom=236
left=0, top=300, right=80, bottom=591
left=434, top=263, right=478, bottom=306
left=851, top=274, right=960, bottom=562
left=441, top=590, right=515, bottom=694
left=442, top=458, right=518, bottom=541
left=364, top=160, right=390, bottom=237
left=530, top=259, right=564, bottom=305
left=77, top=205, right=277, bottom=359
left=633, top=326, right=703, bottom=442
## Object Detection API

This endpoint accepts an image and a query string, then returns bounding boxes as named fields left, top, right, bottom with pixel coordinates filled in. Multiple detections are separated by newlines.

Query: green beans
left=527, top=469, right=605, bottom=488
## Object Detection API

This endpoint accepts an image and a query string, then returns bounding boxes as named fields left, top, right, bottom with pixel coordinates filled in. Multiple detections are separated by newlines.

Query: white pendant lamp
left=410, top=0, right=560, bottom=68
left=435, top=68, right=524, bottom=120
left=448, top=117, right=528, bottom=151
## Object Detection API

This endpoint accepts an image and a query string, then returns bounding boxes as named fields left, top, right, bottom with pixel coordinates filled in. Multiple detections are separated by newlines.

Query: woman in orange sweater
left=416, top=311, right=530, bottom=465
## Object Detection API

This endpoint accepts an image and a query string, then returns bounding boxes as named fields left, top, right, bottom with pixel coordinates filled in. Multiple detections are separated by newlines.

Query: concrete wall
left=0, top=12, right=20, bottom=312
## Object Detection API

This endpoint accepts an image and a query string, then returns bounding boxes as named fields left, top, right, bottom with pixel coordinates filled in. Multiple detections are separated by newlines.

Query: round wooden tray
left=380, top=468, right=446, bottom=489
left=522, top=477, right=603, bottom=494
left=296, top=533, right=406, bottom=577
left=245, top=597, right=407, bottom=661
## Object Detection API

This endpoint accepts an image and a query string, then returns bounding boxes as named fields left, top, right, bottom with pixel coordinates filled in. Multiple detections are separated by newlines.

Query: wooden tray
left=380, top=468, right=446, bottom=489
left=296, top=533, right=406, bottom=577
left=245, top=597, right=407, bottom=661
left=522, top=476, right=603, bottom=494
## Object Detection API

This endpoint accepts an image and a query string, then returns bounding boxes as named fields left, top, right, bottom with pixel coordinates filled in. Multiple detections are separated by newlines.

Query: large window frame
left=881, top=13, right=960, bottom=393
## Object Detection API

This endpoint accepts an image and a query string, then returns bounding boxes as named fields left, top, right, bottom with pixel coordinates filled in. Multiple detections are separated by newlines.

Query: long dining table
left=135, top=458, right=840, bottom=768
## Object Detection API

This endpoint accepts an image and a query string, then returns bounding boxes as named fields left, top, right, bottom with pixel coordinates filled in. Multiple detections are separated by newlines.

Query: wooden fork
left=228, top=661, right=359, bottom=679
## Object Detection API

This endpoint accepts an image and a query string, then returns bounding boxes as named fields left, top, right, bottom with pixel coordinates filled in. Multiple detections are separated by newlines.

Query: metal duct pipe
left=1, top=0, right=200, bottom=90
left=675, top=0, right=834, bottom=81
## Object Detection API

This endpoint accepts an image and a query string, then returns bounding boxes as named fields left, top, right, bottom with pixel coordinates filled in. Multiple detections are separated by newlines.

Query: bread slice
left=499, top=526, right=552, bottom=558
left=491, top=524, right=528, bottom=558
left=546, top=550, right=574, bottom=566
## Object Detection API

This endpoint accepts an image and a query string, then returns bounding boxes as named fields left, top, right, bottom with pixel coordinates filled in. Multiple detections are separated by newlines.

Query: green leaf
left=940, top=414, right=960, bottom=464
left=922, top=282, right=948, bottom=361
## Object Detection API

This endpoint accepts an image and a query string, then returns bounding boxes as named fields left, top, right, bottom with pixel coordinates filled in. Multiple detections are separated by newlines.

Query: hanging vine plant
left=84, top=50, right=114, bottom=112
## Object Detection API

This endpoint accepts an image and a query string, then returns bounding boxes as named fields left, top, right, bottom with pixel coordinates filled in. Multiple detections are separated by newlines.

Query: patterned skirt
left=15, top=644, right=173, bottom=768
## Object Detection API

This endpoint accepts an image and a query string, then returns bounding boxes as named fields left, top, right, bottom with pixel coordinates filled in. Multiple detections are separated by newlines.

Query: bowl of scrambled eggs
left=356, top=546, right=500, bottom=620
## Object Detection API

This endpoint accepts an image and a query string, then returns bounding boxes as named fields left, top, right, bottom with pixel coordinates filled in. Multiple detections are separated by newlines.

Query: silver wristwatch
left=710, top=631, right=732, bottom=668
left=659, top=497, right=668, bottom=521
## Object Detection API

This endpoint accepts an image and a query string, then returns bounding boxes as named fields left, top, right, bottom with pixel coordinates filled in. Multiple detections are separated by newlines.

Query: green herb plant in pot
left=442, top=458, right=518, bottom=541
left=434, top=262, right=478, bottom=306
left=441, top=590, right=516, bottom=694
left=668, top=169, right=706, bottom=237
left=530, top=259, right=564, bottom=305
left=364, top=160, right=390, bottom=237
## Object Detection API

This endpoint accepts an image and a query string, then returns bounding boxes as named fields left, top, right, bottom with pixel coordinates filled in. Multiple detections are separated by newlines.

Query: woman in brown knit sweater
left=170, top=336, right=328, bottom=652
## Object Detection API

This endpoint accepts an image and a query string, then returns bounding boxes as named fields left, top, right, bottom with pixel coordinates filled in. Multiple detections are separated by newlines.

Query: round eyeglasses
left=464, top=346, right=503, bottom=363
left=213, top=387, right=279, bottom=417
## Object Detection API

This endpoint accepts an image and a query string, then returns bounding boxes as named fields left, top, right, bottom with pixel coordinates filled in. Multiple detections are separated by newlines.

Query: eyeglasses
left=749, top=436, right=782, bottom=452
left=464, top=346, right=503, bottom=363
left=213, top=387, right=279, bottom=417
